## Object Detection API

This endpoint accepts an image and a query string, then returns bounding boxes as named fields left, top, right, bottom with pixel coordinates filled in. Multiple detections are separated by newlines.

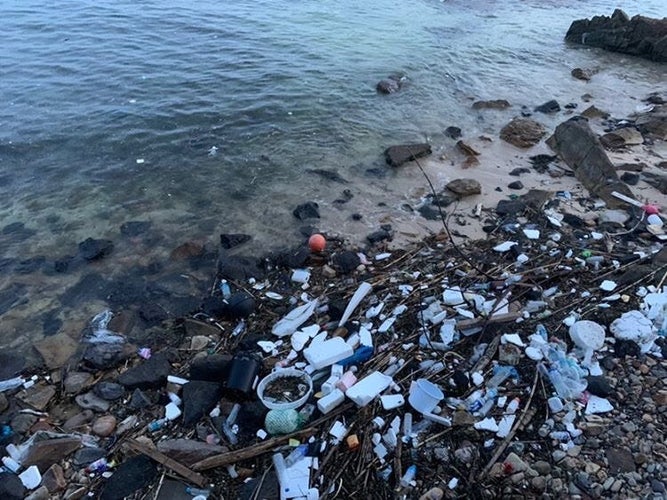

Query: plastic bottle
left=400, top=464, right=417, bottom=487
left=285, top=444, right=308, bottom=467
left=220, top=280, right=231, bottom=299
left=86, top=458, right=109, bottom=473
left=486, top=366, right=514, bottom=388
left=232, top=319, right=246, bottom=336
left=148, top=418, right=167, bottom=432
left=186, top=486, right=211, bottom=498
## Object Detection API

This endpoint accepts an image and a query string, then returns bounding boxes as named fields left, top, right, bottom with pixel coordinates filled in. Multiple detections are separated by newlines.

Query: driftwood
left=127, top=439, right=208, bottom=487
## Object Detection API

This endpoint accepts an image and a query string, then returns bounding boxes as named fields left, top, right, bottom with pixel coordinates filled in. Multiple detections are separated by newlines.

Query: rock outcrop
left=546, top=116, right=634, bottom=207
left=565, top=9, right=667, bottom=62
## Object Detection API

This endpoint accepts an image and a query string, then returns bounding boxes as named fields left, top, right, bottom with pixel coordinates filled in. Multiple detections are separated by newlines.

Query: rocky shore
left=1, top=15, right=667, bottom=500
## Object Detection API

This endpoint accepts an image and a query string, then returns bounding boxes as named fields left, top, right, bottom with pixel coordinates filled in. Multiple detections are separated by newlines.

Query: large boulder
left=546, top=116, right=634, bottom=206
left=565, top=9, right=667, bottom=62
left=499, top=118, right=546, bottom=148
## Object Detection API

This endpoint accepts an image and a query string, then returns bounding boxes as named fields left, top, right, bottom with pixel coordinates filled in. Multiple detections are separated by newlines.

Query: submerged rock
left=444, top=126, right=462, bottom=139
left=565, top=9, right=667, bottom=62
left=34, top=333, right=78, bottom=370
left=220, top=233, right=252, bottom=249
left=376, top=74, right=406, bottom=94
left=78, top=237, right=114, bottom=261
left=534, top=100, right=561, bottom=114
left=571, top=68, right=593, bottom=81
left=384, top=143, right=432, bottom=167
left=292, top=201, right=320, bottom=220
left=472, top=99, right=511, bottom=110
left=120, top=220, right=151, bottom=237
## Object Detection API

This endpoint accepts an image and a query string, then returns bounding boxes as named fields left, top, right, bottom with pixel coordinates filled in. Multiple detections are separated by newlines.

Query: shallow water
left=1, top=0, right=666, bottom=351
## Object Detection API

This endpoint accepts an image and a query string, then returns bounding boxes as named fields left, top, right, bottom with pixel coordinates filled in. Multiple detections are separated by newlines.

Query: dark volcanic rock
left=620, top=171, right=640, bottom=185
left=508, top=181, right=524, bottom=190
left=218, top=254, right=265, bottom=281
left=418, top=204, right=442, bottom=221
left=118, top=353, right=170, bottom=390
left=534, top=100, right=561, bottom=114
left=333, top=251, right=361, bottom=274
left=509, top=167, right=531, bottom=176
left=444, top=126, right=462, bottom=139
left=78, top=237, right=114, bottom=261
left=367, top=228, right=393, bottom=245
left=384, top=143, right=432, bottom=167
left=226, top=292, right=256, bottom=319
left=571, top=68, right=593, bottom=81
left=496, top=199, right=527, bottom=216
left=0, top=471, right=25, bottom=500
left=376, top=75, right=405, bottom=94
left=292, top=202, right=320, bottom=220
left=182, top=380, right=223, bottom=426
left=83, top=343, right=130, bottom=370
left=128, top=388, right=153, bottom=409
left=614, top=339, right=641, bottom=357
left=530, top=154, right=559, bottom=173
left=606, top=448, right=636, bottom=474
left=201, top=296, right=229, bottom=318
left=565, top=9, right=667, bottom=62
left=220, top=233, right=252, bottom=249
left=93, top=381, right=125, bottom=401
left=138, top=302, right=169, bottom=325
left=99, top=455, right=158, bottom=500
left=272, top=246, right=310, bottom=269
left=586, top=376, right=613, bottom=397
left=72, top=447, right=107, bottom=467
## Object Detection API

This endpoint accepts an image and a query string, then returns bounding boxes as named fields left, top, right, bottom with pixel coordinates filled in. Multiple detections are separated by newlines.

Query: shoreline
left=0, top=74, right=666, bottom=499
left=1, top=82, right=667, bottom=361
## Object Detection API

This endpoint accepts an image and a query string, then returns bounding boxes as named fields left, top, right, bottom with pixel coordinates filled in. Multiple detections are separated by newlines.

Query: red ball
left=308, top=233, right=326, bottom=252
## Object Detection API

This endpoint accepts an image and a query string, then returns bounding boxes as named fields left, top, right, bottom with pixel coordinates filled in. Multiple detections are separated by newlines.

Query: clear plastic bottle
left=486, top=366, right=514, bottom=388
left=400, top=465, right=417, bottom=488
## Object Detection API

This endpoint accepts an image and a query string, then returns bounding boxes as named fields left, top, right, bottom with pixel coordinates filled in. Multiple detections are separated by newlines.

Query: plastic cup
left=408, top=379, right=444, bottom=414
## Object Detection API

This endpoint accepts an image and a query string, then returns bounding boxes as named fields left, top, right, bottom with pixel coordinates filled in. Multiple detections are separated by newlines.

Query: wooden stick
left=126, top=440, right=208, bottom=487
left=478, top=369, right=540, bottom=479
left=192, top=426, right=316, bottom=471
left=456, top=312, right=521, bottom=330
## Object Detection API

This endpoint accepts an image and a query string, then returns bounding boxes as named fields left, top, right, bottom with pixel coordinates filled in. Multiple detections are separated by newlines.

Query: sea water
left=0, top=0, right=665, bottom=351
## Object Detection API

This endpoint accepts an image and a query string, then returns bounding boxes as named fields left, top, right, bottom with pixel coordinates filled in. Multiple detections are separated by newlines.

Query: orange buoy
left=308, top=233, right=326, bottom=252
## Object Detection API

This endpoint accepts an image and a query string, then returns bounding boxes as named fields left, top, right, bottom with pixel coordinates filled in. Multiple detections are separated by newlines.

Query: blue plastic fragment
left=337, top=345, right=374, bottom=368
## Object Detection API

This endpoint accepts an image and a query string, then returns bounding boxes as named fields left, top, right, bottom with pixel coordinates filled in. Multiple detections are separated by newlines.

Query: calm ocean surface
left=1, top=0, right=666, bottom=351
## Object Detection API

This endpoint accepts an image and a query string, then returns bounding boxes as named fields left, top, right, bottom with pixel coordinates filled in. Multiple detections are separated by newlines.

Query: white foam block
left=303, top=337, right=353, bottom=370
left=345, top=371, right=392, bottom=407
